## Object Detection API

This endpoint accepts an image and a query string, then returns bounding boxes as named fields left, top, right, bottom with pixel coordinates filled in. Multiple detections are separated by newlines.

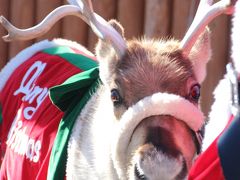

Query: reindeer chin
left=132, top=144, right=186, bottom=180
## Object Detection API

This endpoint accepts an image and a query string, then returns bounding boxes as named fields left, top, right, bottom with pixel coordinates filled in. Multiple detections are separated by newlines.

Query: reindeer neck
left=66, top=83, right=119, bottom=179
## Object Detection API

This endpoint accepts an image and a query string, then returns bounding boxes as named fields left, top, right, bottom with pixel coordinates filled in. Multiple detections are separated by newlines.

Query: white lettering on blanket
left=7, top=117, right=41, bottom=163
left=14, top=61, right=48, bottom=120
left=6, top=61, right=49, bottom=163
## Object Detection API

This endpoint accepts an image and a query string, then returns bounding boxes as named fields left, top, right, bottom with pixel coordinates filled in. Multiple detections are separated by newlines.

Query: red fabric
left=0, top=52, right=82, bottom=180
left=188, top=115, right=235, bottom=180
left=188, top=138, right=225, bottom=180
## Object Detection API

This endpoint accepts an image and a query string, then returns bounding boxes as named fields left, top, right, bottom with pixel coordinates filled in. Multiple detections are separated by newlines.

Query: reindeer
left=0, top=0, right=233, bottom=179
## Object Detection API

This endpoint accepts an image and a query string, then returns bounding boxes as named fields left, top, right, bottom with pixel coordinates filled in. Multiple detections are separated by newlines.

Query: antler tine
left=180, top=0, right=235, bottom=55
left=0, top=1, right=126, bottom=57
left=68, top=0, right=127, bottom=56
left=0, top=5, right=83, bottom=42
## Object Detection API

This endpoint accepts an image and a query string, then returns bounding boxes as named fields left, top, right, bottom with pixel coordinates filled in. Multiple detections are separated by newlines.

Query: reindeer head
left=96, top=21, right=209, bottom=179
left=0, top=0, right=234, bottom=179
left=94, top=1, right=233, bottom=179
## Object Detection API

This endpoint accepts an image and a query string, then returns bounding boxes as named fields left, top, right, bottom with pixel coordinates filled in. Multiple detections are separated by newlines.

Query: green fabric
left=43, top=46, right=98, bottom=71
left=44, top=46, right=100, bottom=180
left=50, top=67, right=99, bottom=111
left=47, top=67, right=100, bottom=180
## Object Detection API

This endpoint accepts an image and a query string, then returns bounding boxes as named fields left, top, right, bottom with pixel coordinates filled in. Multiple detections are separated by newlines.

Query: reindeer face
left=96, top=22, right=210, bottom=179
left=115, top=40, right=199, bottom=179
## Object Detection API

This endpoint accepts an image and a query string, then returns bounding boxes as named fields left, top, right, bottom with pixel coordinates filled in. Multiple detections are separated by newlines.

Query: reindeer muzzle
left=111, top=92, right=204, bottom=178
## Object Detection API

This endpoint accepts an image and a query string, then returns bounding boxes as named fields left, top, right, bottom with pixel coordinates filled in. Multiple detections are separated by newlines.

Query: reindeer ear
left=188, top=27, right=212, bottom=83
left=96, top=20, right=125, bottom=59
left=109, top=20, right=125, bottom=37
left=95, top=20, right=125, bottom=85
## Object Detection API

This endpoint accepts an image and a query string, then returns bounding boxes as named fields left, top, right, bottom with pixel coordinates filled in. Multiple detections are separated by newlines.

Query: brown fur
left=115, top=39, right=194, bottom=106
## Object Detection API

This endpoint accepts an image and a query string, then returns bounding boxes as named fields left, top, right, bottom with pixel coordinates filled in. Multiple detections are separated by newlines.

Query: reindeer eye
left=189, top=84, right=201, bottom=102
left=111, top=89, right=122, bottom=105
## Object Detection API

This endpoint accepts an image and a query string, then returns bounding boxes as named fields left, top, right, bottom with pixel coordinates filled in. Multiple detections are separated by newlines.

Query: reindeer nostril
left=146, top=127, right=180, bottom=158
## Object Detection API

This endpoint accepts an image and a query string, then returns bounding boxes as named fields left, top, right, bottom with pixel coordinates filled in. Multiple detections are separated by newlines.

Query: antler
left=0, top=0, right=126, bottom=57
left=180, top=0, right=235, bottom=55
left=0, top=5, right=80, bottom=42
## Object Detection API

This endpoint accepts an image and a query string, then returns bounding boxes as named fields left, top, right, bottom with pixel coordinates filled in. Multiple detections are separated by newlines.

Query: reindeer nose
left=134, top=143, right=185, bottom=180
left=146, top=126, right=180, bottom=158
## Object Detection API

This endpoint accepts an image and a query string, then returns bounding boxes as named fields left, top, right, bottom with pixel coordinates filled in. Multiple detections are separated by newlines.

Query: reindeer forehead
left=113, top=39, right=194, bottom=104
left=117, top=39, right=194, bottom=79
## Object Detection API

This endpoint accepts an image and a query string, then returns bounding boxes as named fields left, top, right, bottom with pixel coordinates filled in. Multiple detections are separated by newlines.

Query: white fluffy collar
left=111, top=92, right=204, bottom=178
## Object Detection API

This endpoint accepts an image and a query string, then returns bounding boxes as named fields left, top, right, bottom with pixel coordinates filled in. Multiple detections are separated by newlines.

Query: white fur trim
left=0, top=39, right=93, bottom=92
left=202, top=1, right=240, bottom=151
left=0, top=40, right=54, bottom=91
left=111, top=92, right=204, bottom=178
left=202, top=76, right=232, bottom=150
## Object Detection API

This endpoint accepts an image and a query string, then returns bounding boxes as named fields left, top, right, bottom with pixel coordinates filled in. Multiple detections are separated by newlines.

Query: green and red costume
left=0, top=39, right=99, bottom=180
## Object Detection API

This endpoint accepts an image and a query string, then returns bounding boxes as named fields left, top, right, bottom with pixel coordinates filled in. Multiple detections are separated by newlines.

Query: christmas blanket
left=0, top=39, right=99, bottom=180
